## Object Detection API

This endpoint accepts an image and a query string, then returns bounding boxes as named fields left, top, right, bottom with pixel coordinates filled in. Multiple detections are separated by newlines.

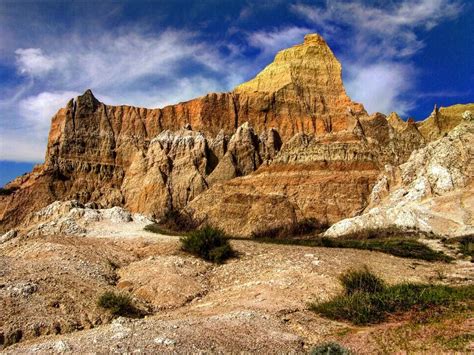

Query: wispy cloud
left=291, top=0, right=463, bottom=115
left=1, top=28, right=248, bottom=162
left=246, top=26, right=310, bottom=58
left=291, top=0, right=462, bottom=60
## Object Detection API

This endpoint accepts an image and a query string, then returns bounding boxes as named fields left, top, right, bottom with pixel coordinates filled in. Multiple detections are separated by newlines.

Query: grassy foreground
left=310, top=268, right=474, bottom=325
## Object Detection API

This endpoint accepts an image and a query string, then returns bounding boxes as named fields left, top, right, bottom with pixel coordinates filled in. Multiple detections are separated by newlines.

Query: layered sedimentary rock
left=184, top=114, right=428, bottom=236
left=324, top=120, right=474, bottom=238
left=0, top=33, right=471, bottom=235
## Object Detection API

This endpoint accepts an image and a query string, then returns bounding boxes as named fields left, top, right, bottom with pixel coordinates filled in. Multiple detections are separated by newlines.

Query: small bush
left=339, top=267, right=385, bottom=295
left=97, top=291, right=139, bottom=317
left=251, top=218, right=328, bottom=239
left=310, top=269, right=474, bottom=325
left=180, top=226, right=235, bottom=263
left=310, top=342, right=351, bottom=354
left=159, top=209, right=199, bottom=232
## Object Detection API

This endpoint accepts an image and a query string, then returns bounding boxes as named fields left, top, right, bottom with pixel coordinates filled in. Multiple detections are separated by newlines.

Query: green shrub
left=310, top=269, right=474, bottom=325
left=339, top=267, right=385, bottom=295
left=180, top=226, right=235, bottom=263
left=310, top=342, right=351, bottom=354
left=97, top=291, right=139, bottom=317
left=251, top=218, right=328, bottom=239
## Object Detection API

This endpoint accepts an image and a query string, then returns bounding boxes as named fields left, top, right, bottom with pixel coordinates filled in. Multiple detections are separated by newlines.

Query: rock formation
left=324, top=120, right=474, bottom=238
left=0, top=33, right=472, bottom=236
left=417, top=103, right=474, bottom=141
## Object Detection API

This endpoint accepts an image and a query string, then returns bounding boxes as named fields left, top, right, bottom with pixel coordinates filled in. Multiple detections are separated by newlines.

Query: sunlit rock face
left=0, top=33, right=470, bottom=235
left=324, top=121, right=474, bottom=238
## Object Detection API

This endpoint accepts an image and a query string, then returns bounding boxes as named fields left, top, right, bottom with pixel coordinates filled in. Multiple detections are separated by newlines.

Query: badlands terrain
left=1, top=33, right=473, bottom=352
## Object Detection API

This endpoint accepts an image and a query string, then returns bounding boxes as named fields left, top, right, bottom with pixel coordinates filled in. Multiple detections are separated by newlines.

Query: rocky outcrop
left=184, top=111, right=429, bottom=237
left=1, top=33, right=472, bottom=235
left=417, top=103, right=474, bottom=141
left=324, top=121, right=474, bottom=238
left=121, top=124, right=281, bottom=216
left=3, top=200, right=154, bottom=239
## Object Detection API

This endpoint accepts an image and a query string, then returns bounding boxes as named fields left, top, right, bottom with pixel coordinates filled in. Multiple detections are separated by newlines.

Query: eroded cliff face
left=324, top=120, right=474, bottom=238
left=0, top=33, right=466, bottom=234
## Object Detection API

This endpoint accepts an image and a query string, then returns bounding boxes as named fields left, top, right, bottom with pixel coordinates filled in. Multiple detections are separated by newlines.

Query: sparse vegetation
left=251, top=218, right=328, bottom=239
left=180, top=226, right=235, bottom=263
left=456, top=235, right=473, bottom=261
left=144, top=210, right=199, bottom=235
left=321, top=237, right=453, bottom=262
left=442, top=235, right=473, bottom=262
left=310, top=342, right=351, bottom=355
left=338, top=266, right=385, bottom=295
left=144, top=223, right=183, bottom=236
left=310, top=268, right=474, bottom=325
left=97, top=291, right=140, bottom=317
left=441, top=333, right=474, bottom=350
left=331, top=228, right=438, bottom=240
left=251, top=235, right=453, bottom=262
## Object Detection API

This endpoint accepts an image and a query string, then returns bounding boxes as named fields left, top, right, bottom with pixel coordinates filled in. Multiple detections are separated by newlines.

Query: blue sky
left=0, top=0, right=473, bottom=185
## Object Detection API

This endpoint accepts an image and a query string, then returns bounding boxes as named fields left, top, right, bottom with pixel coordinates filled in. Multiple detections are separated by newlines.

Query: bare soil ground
left=1, top=222, right=473, bottom=353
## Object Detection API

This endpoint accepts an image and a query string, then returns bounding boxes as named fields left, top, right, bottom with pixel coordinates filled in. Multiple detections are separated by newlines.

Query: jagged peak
left=387, top=112, right=407, bottom=132
left=76, top=89, right=100, bottom=111
left=302, top=33, right=326, bottom=46
left=233, top=33, right=347, bottom=98
left=79, top=89, right=98, bottom=101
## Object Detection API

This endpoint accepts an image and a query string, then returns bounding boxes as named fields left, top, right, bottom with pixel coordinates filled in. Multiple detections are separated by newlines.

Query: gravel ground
left=1, top=217, right=473, bottom=353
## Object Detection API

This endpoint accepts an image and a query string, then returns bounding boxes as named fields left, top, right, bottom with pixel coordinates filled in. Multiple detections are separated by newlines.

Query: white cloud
left=345, top=63, right=415, bottom=116
left=13, top=30, right=238, bottom=92
left=0, top=90, right=79, bottom=162
left=18, top=91, right=79, bottom=131
left=15, top=48, right=57, bottom=76
left=0, top=133, right=47, bottom=162
left=247, top=26, right=311, bottom=58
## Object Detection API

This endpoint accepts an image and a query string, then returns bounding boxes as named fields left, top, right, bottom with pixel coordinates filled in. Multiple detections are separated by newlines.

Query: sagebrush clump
left=310, top=342, right=351, bottom=355
left=180, top=226, right=235, bottom=263
left=97, top=291, right=139, bottom=317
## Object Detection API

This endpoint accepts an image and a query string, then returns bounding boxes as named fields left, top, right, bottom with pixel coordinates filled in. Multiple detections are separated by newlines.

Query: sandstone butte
left=0, top=33, right=473, bottom=236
